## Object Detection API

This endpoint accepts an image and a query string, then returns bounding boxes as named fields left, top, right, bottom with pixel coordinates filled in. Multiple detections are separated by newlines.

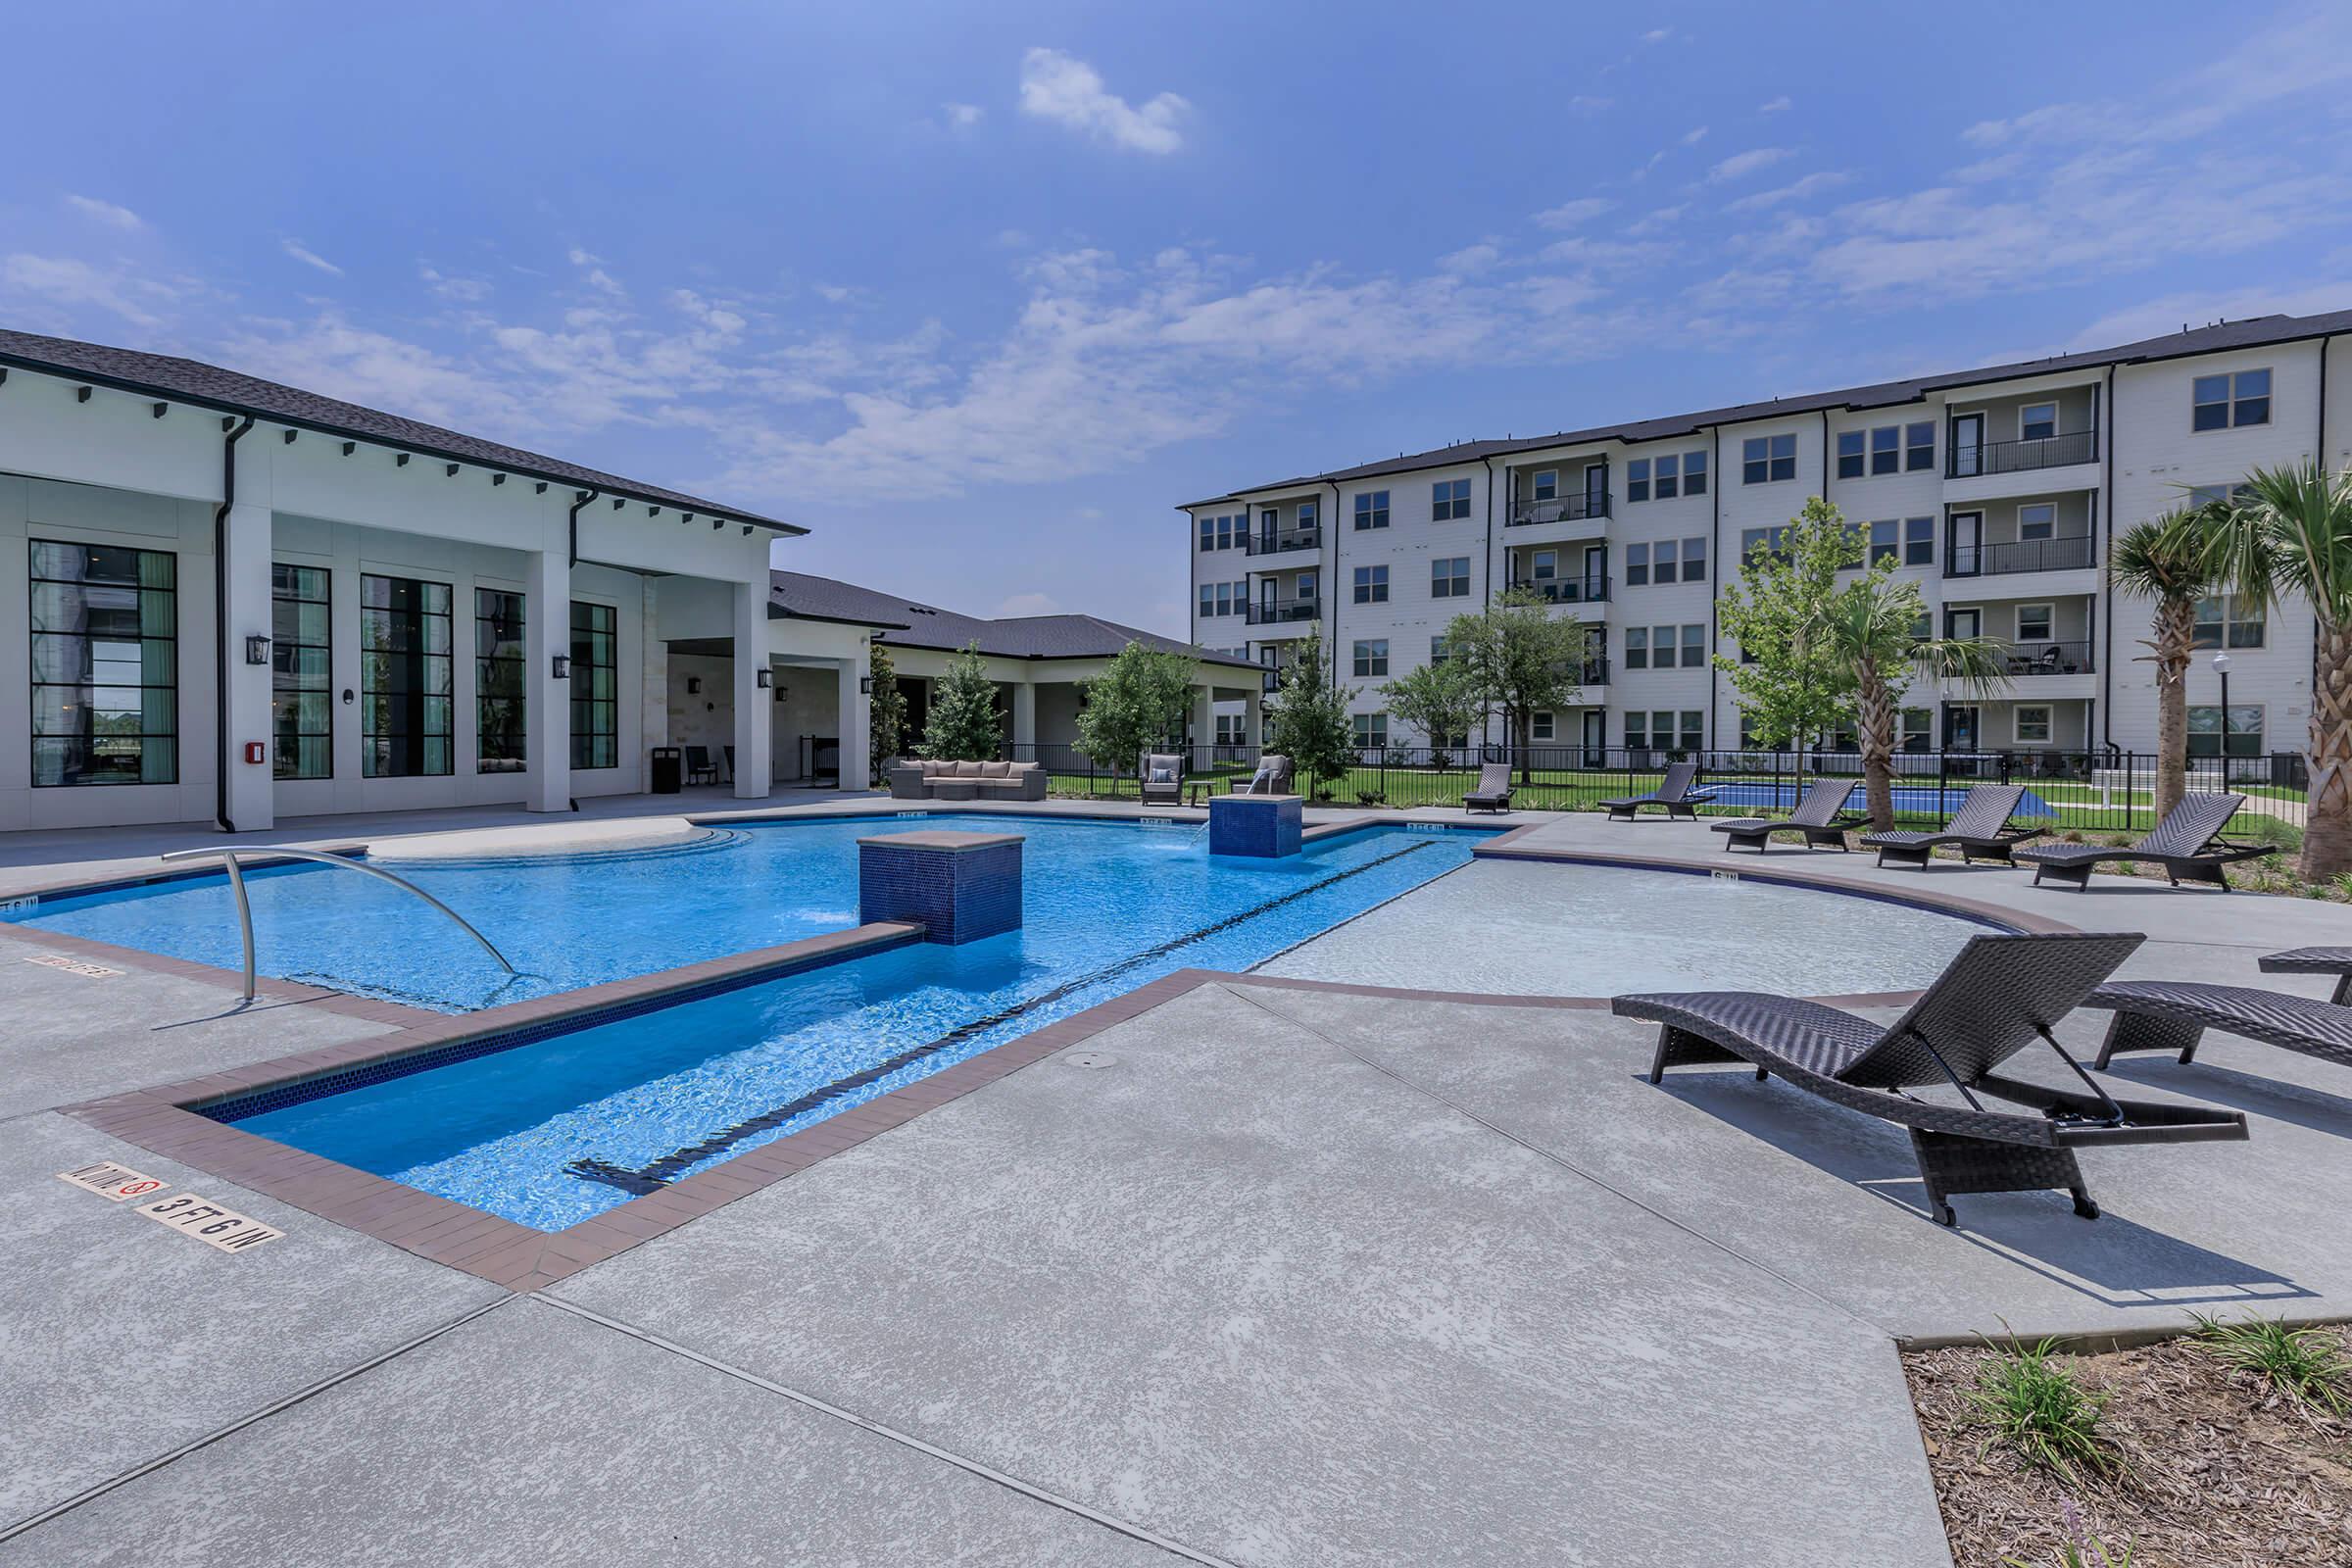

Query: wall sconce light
left=756, top=668, right=773, bottom=688
left=552, top=654, right=571, bottom=680
left=772, top=684, right=788, bottom=704
left=245, top=634, right=272, bottom=665
left=859, top=675, right=873, bottom=695
left=687, top=676, right=702, bottom=695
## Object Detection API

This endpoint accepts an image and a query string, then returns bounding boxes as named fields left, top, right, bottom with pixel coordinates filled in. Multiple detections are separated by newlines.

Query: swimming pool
left=36, top=815, right=1490, bottom=1230
left=11, top=813, right=1484, bottom=1012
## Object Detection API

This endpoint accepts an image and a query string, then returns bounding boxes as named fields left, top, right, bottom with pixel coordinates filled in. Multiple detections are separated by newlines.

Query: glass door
left=1947, top=511, right=1984, bottom=576
left=1942, top=704, right=1980, bottom=752
left=1581, top=709, right=1606, bottom=769
left=1949, top=414, right=1984, bottom=477
left=1583, top=545, right=1608, bottom=601
left=1584, top=464, right=1608, bottom=517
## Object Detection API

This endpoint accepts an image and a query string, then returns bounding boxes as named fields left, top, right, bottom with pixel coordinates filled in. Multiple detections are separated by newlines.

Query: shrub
left=1965, top=1337, right=2119, bottom=1484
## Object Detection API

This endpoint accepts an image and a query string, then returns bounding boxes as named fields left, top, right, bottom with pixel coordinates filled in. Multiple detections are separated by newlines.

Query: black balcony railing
left=1506, top=492, right=1610, bottom=527
left=1947, top=428, right=2098, bottom=478
left=1245, top=526, right=1322, bottom=557
left=1575, top=658, right=1610, bottom=687
left=1245, top=598, right=1322, bottom=626
left=1946, top=533, right=2094, bottom=577
left=2001, top=640, right=2094, bottom=677
left=1508, top=575, right=1611, bottom=605
left=1259, top=667, right=1283, bottom=693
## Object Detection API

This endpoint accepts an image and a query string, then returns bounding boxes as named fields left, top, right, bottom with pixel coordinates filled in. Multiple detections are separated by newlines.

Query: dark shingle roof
left=768, top=569, right=1253, bottom=666
left=0, top=327, right=802, bottom=532
left=1183, top=308, right=2352, bottom=506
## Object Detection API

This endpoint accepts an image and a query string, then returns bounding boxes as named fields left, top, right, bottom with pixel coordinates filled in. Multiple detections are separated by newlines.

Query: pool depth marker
left=566, top=839, right=1441, bottom=1195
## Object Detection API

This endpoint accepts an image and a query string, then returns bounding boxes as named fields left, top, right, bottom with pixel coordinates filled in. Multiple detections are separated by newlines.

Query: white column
left=220, top=499, right=274, bottom=831
left=733, top=578, right=772, bottom=798
left=837, top=656, right=871, bottom=791
left=525, top=548, right=570, bottom=812
left=1009, top=680, right=1037, bottom=757
left=639, top=578, right=667, bottom=790
left=1243, top=686, right=1262, bottom=750
left=1191, top=686, right=1214, bottom=772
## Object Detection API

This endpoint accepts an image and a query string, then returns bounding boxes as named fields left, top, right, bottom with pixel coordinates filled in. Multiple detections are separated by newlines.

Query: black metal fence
left=995, top=741, right=2309, bottom=838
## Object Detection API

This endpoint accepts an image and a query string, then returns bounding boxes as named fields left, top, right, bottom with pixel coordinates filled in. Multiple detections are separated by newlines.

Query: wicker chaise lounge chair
left=1140, top=753, right=1185, bottom=808
left=1464, top=761, right=1515, bottom=813
left=2082, top=972, right=2352, bottom=1075
left=1600, top=759, right=1718, bottom=822
left=2258, top=947, right=2352, bottom=1006
left=1708, top=777, right=1858, bottom=852
left=1861, top=784, right=2044, bottom=869
left=1613, top=932, right=2248, bottom=1226
left=2014, top=793, right=2267, bottom=890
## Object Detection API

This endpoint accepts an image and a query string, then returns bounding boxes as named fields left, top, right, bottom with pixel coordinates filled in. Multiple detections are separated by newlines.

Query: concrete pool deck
left=2, top=796, right=2349, bottom=1563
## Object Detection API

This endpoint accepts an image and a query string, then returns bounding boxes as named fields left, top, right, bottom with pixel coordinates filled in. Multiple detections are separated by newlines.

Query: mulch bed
left=1905, top=1328, right=2352, bottom=1566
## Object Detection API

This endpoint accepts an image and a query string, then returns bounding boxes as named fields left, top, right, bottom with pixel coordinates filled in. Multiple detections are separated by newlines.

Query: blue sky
left=6, top=1, right=2350, bottom=635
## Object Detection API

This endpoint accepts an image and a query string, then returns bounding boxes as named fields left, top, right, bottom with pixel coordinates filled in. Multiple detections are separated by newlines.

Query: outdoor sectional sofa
left=887, top=759, right=1050, bottom=802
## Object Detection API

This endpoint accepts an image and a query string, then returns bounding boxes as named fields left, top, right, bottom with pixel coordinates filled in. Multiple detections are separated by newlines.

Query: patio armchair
left=2014, top=793, right=2268, bottom=890
left=1707, top=777, right=1858, bottom=852
left=1599, top=759, right=1717, bottom=821
left=1861, top=784, right=2045, bottom=868
left=1229, top=755, right=1294, bottom=795
left=684, top=745, right=719, bottom=786
left=1463, top=761, right=1515, bottom=813
left=1614, top=932, right=2248, bottom=1227
left=1140, top=753, right=1185, bottom=808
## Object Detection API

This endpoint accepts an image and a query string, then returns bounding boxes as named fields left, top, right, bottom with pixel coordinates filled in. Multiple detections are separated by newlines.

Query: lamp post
left=2211, top=651, right=2232, bottom=785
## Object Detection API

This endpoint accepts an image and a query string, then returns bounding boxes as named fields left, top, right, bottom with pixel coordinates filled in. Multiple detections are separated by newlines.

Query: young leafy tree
left=2108, top=504, right=2225, bottom=820
left=1816, top=568, right=2012, bottom=831
left=866, top=641, right=907, bottom=784
left=1712, top=496, right=1859, bottom=753
left=1378, top=656, right=1482, bottom=767
left=1262, top=628, right=1358, bottom=797
left=1073, top=641, right=1199, bottom=778
left=920, top=642, right=1004, bottom=760
left=1444, top=588, right=1586, bottom=783
left=2203, top=461, right=2352, bottom=877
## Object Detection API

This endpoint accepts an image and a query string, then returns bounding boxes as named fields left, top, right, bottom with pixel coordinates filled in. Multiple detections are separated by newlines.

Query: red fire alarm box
left=243, top=741, right=267, bottom=765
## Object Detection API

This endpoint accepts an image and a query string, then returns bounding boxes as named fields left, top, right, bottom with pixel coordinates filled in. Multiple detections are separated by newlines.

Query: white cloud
left=419, top=265, right=491, bottom=303
left=1436, top=243, right=1500, bottom=275
left=64, top=194, right=142, bottom=231
left=1017, top=48, right=1189, bottom=154
left=2062, top=282, right=2352, bottom=350
left=1533, top=197, right=1614, bottom=230
left=943, top=102, right=985, bottom=132
left=1638, top=27, right=1672, bottom=43
left=1680, top=125, right=1708, bottom=147
left=0, top=253, right=177, bottom=326
left=994, top=591, right=1061, bottom=617
left=1707, top=147, right=1793, bottom=183
left=1565, top=95, right=1612, bottom=117
left=280, top=239, right=344, bottom=276
left=1758, top=96, right=1791, bottom=114
left=1723, top=171, right=1851, bottom=213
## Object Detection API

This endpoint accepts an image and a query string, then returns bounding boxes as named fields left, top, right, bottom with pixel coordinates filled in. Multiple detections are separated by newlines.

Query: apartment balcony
left=1948, top=428, right=2096, bottom=478
left=1508, top=575, right=1611, bottom=607
left=1260, top=667, right=1282, bottom=694
left=1506, top=492, right=1609, bottom=528
left=1945, top=533, right=2094, bottom=579
left=2001, top=639, right=2094, bottom=677
left=1245, top=598, right=1322, bottom=627
left=1244, top=525, right=1322, bottom=559
left=1574, top=658, right=1610, bottom=688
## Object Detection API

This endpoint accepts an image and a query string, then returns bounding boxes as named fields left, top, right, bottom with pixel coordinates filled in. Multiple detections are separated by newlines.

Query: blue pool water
left=24, top=816, right=1491, bottom=1230
left=16, top=813, right=1480, bottom=1012
left=1695, top=782, right=2058, bottom=818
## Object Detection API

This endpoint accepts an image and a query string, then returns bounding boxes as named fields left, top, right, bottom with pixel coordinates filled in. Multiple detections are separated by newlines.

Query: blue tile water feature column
left=1208, top=794, right=1302, bottom=858
left=858, top=830, right=1024, bottom=944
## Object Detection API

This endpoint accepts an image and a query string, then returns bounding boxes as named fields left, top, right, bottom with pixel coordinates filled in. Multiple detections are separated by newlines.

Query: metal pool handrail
left=158, top=846, right=517, bottom=1002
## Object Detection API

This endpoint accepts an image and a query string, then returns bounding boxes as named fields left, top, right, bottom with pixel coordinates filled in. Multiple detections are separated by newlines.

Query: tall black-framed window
left=360, top=573, right=453, bottom=777
left=29, top=539, right=178, bottom=786
left=270, top=564, right=331, bottom=780
left=475, top=588, right=527, bottom=773
left=570, top=600, right=618, bottom=768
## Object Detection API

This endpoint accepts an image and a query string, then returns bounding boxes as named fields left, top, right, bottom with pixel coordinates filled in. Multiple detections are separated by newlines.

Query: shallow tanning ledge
left=857, top=830, right=1024, bottom=944
left=1209, top=793, right=1302, bottom=858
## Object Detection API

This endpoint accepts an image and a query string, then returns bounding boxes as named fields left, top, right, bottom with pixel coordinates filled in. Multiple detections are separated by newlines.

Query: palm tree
left=2202, top=461, right=2352, bottom=878
left=2108, top=505, right=2225, bottom=821
left=1814, top=572, right=2012, bottom=830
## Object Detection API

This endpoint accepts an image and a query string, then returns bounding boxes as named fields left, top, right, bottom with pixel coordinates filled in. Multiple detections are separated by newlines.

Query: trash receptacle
left=651, top=747, right=683, bottom=794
